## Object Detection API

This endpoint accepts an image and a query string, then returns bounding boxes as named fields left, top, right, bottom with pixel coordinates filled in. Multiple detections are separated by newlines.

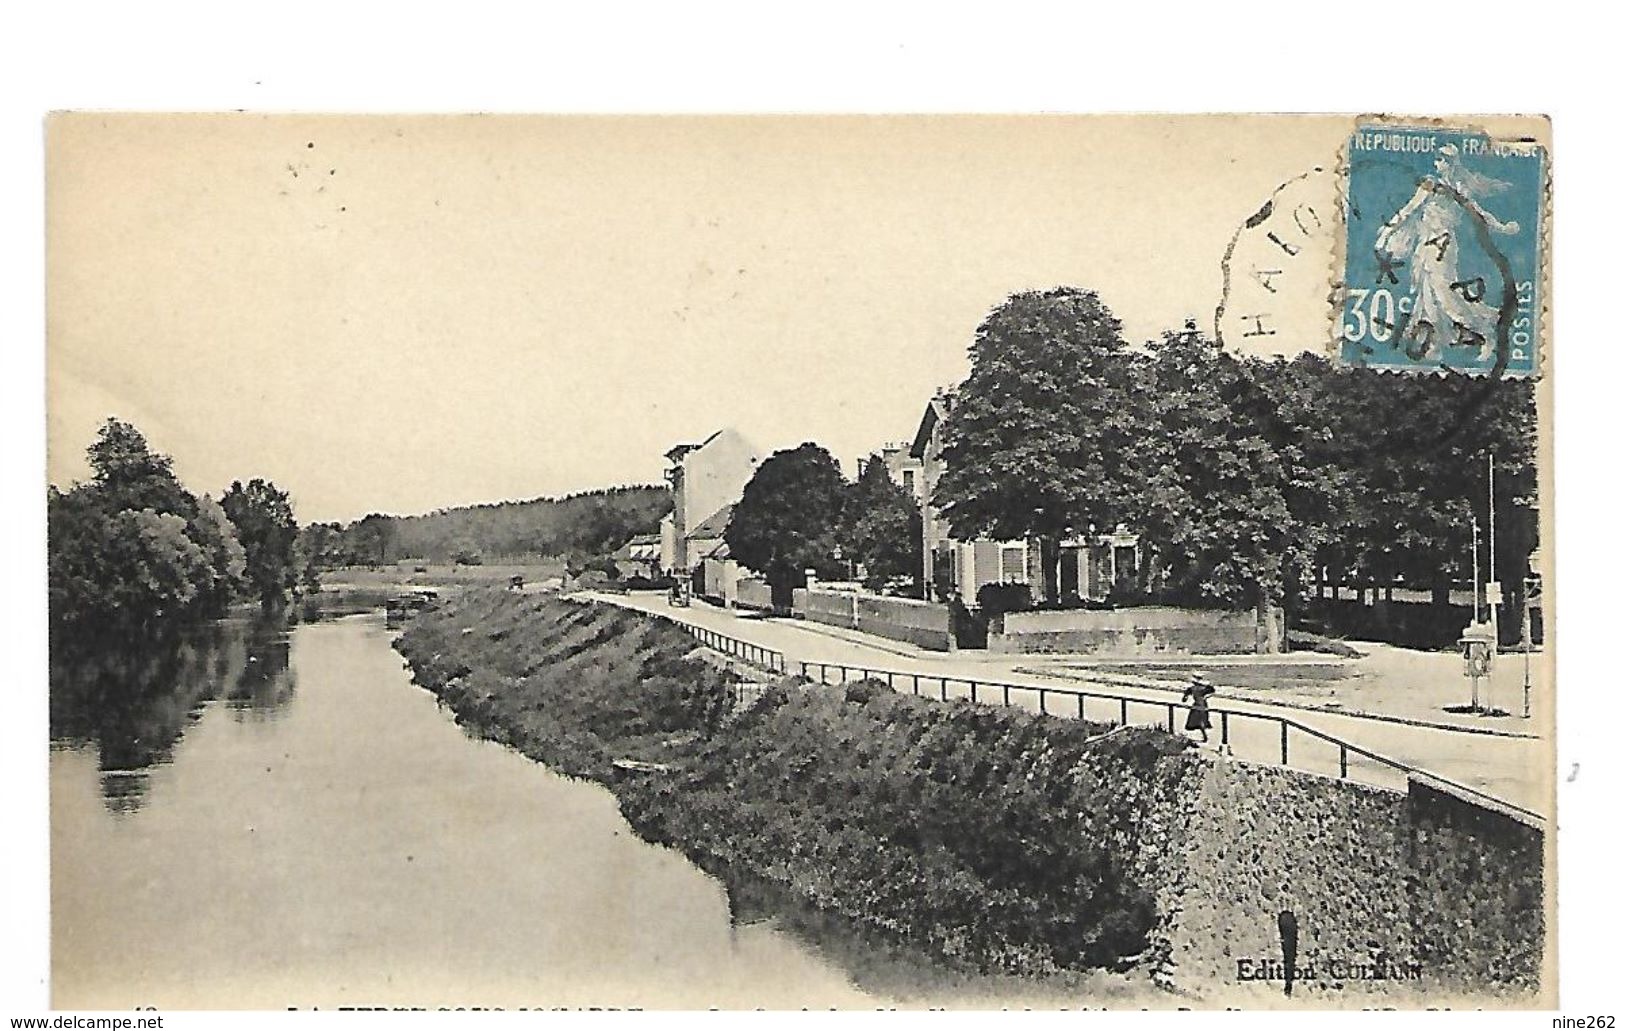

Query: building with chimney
left=658, top=428, right=762, bottom=574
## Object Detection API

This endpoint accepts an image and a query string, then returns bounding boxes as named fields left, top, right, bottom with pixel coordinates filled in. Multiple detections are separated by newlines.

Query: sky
left=49, top=114, right=1361, bottom=523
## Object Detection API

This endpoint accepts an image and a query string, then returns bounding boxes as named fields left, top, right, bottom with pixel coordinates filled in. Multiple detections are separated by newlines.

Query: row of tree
left=295, top=486, right=673, bottom=572
left=724, top=286, right=1537, bottom=620
left=48, top=419, right=301, bottom=637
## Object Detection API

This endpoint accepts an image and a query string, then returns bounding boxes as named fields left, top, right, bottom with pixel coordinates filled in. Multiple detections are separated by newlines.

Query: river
left=50, top=612, right=880, bottom=1009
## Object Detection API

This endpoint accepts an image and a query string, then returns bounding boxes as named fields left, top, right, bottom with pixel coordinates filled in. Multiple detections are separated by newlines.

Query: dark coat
left=1182, top=682, right=1215, bottom=731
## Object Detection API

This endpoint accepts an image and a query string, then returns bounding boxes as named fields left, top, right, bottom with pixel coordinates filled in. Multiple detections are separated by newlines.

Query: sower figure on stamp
left=1182, top=673, right=1216, bottom=743
left=1373, top=143, right=1521, bottom=362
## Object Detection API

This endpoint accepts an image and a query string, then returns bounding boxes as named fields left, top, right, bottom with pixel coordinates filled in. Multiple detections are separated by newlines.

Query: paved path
left=585, top=591, right=1551, bottom=818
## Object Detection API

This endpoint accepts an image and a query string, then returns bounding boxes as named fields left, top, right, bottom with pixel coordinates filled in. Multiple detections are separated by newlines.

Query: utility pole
left=1488, top=454, right=1499, bottom=647
left=1522, top=597, right=1533, bottom=719
left=1471, top=514, right=1480, bottom=623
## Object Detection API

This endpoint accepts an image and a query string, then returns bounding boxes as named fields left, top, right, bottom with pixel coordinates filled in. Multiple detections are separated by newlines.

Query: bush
left=623, top=573, right=677, bottom=592
left=842, top=677, right=893, bottom=705
left=568, top=554, right=622, bottom=580
left=976, top=581, right=1033, bottom=617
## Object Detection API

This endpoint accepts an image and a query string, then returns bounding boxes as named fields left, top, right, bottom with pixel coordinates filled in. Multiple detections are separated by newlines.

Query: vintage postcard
left=44, top=113, right=1555, bottom=1010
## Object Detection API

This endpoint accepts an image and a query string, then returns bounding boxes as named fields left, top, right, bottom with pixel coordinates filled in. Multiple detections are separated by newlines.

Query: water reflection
left=50, top=611, right=295, bottom=813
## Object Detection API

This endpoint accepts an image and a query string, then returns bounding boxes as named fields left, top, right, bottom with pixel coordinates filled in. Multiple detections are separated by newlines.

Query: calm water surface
left=50, top=613, right=876, bottom=1009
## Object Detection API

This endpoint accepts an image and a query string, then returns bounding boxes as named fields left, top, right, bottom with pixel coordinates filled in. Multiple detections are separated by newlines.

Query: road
left=587, top=591, right=1551, bottom=819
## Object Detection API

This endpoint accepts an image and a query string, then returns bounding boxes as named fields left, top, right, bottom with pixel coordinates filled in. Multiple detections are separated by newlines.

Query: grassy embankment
left=394, top=589, right=1190, bottom=979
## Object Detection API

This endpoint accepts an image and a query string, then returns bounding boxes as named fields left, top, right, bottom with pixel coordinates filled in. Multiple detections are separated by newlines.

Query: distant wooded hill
left=306, top=485, right=672, bottom=567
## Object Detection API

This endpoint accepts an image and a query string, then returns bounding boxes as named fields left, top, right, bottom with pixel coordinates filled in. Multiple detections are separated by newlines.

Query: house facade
left=856, top=441, right=925, bottom=503
left=909, top=388, right=1138, bottom=604
left=658, top=428, right=762, bottom=574
left=611, top=532, right=663, bottom=580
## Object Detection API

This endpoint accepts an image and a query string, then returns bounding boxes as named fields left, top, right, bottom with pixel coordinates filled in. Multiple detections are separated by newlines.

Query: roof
left=614, top=532, right=663, bottom=559
left=663, top=428, right=725, bottom=463
left=686, top=502, right=736, bottom=540
left=701, top=539, right=731, bottom=561
left=909, top=390, right=956, bottom=459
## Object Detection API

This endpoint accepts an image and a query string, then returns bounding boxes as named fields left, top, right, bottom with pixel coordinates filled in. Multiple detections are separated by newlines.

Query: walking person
left=1182, top=673, right=1216, bottom=743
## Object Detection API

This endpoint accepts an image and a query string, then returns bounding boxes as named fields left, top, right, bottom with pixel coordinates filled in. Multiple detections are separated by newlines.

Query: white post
left=1522, top=600, right=1533, bottom=719
left=1488, top=453, right=1499, bottom=647
left=1471, top=515, right=1480, bottom=623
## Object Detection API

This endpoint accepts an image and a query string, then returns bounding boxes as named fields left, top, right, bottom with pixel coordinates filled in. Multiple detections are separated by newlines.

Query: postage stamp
left=1338, top=124, right=1546, bottom=377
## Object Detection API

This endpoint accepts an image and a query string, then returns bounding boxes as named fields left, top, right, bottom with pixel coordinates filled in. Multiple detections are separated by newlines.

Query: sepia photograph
left=35, top=109, right=1560, bottom=1012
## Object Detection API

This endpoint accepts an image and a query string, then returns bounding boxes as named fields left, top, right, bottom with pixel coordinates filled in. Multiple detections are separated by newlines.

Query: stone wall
left=990, top=605, right=1281, bottom=656
left=792, top=587, right=954, bottom=651
left=1134, top=755, right=1546, bottom=1003
left=1406, top=776, right=1546, bottom=991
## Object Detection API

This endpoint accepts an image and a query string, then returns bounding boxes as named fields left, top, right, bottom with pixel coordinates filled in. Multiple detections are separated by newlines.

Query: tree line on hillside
left=296, top=486, right=673, bottom=571
left=48, top=419, right=301, bottom=637
left=726, top=286, right=1537, bottom=626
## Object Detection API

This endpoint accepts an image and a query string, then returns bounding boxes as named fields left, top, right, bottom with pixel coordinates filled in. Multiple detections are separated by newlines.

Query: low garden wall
left=989, top=605, right=1281, bottom=656
left=734, top=576, right=773, bottom=612
left=792, top=587, right=954, bottom=651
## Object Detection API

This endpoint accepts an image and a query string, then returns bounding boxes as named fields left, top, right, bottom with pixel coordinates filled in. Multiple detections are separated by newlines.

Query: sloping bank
left=393, top=590, right=1544, bottom=1002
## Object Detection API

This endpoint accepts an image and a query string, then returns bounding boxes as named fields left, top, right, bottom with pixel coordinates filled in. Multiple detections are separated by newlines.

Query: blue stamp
left=1340, top=125, right=1545, bottom=377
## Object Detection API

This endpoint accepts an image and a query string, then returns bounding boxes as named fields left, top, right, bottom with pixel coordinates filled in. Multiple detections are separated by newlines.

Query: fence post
left=1167, top=703, right=1175, bottom=733
left=912, top=674, right=920, bottom=695
left=887, top=671, right=894, bottom=690
left=1002, top=684, right=1011, bottom=707
left=1281, top=722, right=1289, bottom=765
left=1221, top=711, right=1230, bottom=747
left=1077, top=694, right=1085, bottom=720
left=940, top=677, right=947, bottom=701
left=1340, top=744, right=1348, bottom=779
left=1039, top=689, right=1047, bottom=714
left=1120, top=697, right=1128, bottom=725
left=970, top=681, right=978, bottom=703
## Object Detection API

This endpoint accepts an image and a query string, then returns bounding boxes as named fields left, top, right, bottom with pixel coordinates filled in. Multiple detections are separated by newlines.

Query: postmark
left=1338, top=125, right=1545, bottom=378
left=1215, top=164, right=1339, bottom=359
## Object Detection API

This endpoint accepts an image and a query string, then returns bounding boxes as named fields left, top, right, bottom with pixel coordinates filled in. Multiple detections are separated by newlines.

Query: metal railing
left=577, top=594, right=789, bottom=675
left=796, top=660, right=1543, bottom=824
left=581, top=593, right=1542, bottom=824
left=685, top=623, right=788, bottom=674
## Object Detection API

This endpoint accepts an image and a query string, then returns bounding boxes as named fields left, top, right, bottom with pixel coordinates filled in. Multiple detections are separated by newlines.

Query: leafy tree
left=86, top=418, right=196, bottom=517
left=842, top=459, right=922, bottom=591
left=1133, top=325, right=1301, bottom=611
left=221, top=479, right=299, bottom=605
left=48, top=489, right=212, bottom=633
left=294, top=521, right=345, bottom=589
left=109, top=509, right=215, bottom=619
left=50, top=419, right=253, bottom=632
left=936, top=287, right=1146, bottom=603
left=189, top=494, right=248, bottom=610
left=348, top=513, right=398, bottom=567
left=726, top=443, right=849, bottom=608
left=48, top=487, right=120, bottom=629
